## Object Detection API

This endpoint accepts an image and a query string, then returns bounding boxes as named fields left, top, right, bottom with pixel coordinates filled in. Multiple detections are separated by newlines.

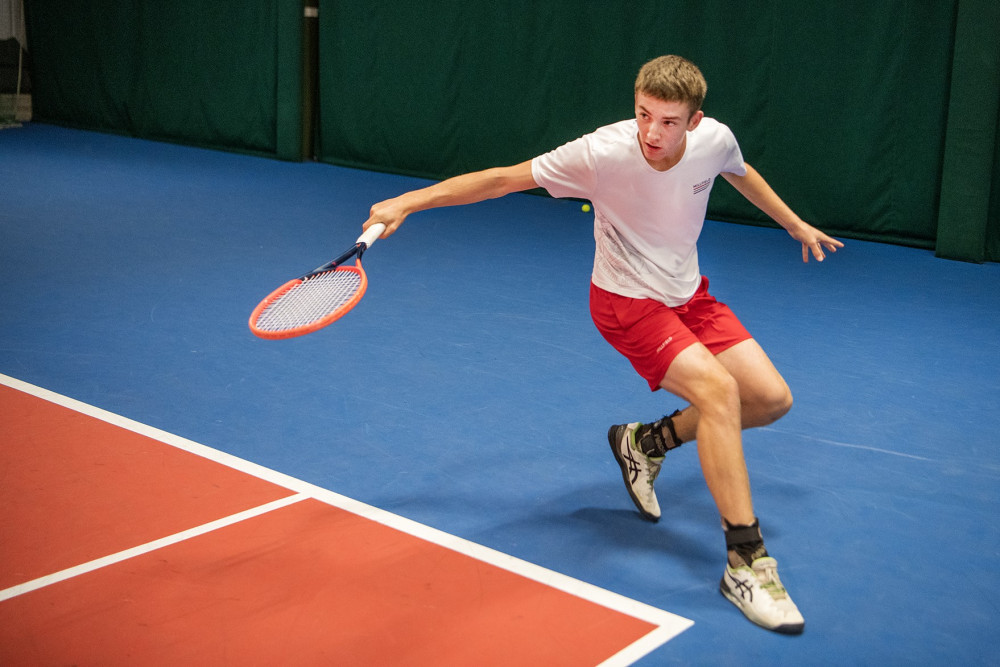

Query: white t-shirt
left=531, top=117, right=746, bottom=306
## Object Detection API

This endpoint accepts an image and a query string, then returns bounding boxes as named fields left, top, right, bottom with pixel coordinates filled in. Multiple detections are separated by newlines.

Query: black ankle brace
left=724, top=518, right=768, bottom=566
left=635, top=410, right=683, bottom=457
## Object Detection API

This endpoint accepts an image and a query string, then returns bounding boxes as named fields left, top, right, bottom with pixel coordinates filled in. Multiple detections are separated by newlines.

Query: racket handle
left=357, top=222, right=386, bottom=249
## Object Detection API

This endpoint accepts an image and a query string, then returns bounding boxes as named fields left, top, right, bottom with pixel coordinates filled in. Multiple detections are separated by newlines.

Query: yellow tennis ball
left=582, top=203, right=591, bottom=213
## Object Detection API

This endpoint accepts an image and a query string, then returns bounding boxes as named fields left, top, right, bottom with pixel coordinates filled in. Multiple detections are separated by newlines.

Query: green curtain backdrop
left=318, top=0, right=997, bottom=261
left=936, top=0, right=1000, bottom=263
left=20, top=1, right=998, bottom=260
left=24, top=0, right=302, bottom=159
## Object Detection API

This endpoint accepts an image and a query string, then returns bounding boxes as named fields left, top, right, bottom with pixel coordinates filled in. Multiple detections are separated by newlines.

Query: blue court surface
left=2, top=123, right=999, bottom=665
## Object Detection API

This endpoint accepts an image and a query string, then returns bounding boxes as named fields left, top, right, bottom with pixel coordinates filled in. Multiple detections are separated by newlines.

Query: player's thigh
left=658, top=342, right=740, bottom=413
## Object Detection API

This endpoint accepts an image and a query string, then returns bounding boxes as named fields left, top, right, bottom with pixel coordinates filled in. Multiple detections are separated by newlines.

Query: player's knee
left=759, top=384, right=793, bottom=425
left=775, top=386, right=793, bottom=420
left=697, top=367, right=741, bottom=415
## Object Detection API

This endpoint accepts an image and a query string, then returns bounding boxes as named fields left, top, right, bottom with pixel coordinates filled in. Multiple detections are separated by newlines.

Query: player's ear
left=687, top=109, right=704, bottom=131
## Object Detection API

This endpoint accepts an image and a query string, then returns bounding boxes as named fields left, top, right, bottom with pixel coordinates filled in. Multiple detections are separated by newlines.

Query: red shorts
left=589, top=277, right=752, bottom=391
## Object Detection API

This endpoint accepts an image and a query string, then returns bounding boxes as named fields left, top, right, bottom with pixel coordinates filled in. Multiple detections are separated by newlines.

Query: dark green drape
left=318, top=1, right=995, bottom=260
left=21, top=1, right=998, bottom=260
left=935, top=0, right=1000, bottom=263
left=24, top=0, right=302, bottom=159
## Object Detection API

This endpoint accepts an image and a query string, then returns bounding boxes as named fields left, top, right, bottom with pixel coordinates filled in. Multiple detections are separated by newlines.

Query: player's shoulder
left=583, top=119, right=637, bottom=150
left=601, top=118, right=638, bottom=133
left=692, top=116, right=734, bottom=140
left=689, top=116, right=740, bottom=152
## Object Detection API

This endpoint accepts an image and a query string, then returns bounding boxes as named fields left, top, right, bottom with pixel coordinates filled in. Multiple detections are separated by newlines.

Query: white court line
left=0, top=494, right=307, bottom=603
left=0, top=373, right=693, bottom=664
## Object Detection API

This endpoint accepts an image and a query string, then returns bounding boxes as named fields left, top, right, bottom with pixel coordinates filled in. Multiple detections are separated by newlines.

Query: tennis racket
left=249, top=223, right=385, bottom=339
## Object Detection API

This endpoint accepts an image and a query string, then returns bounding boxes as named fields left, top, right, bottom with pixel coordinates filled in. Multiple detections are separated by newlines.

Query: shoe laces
left=646, top=457, right=662, bottom=485
left=630, top=432, right=663, bottom=485
left=753, top=559, right=789, bottom=601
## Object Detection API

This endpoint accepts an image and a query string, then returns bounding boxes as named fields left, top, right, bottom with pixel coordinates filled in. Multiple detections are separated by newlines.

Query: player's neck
left=642, top=134, right=687, bottom=172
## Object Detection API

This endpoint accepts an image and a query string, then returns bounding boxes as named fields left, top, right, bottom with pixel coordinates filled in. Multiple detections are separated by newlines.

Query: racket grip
left=357, top=222, right=386, bottom=249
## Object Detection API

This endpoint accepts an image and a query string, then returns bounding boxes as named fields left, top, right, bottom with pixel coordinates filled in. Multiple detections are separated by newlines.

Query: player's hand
left=363, top=197, right=408, bottom=239
left=789, top=222, right=843, bottom=263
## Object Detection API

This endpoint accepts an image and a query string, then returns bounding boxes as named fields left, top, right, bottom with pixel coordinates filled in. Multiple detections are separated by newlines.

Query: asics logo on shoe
left=608, top=422, right=662, bottom=522
left=622, top=444, right=642, bottom=484
left=726, top=570, right=754, bottom=602
left=720, top=559, right=805, bottom=634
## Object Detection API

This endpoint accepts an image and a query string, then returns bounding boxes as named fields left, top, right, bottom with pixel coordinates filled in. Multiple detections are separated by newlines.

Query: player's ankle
left=723, top=518, right=769, bottom=567
left=635, top=410, right=683, bottom=457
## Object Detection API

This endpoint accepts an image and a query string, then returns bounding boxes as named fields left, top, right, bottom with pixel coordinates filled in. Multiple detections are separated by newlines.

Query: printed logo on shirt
left=693, top=178, right=711, bottom=195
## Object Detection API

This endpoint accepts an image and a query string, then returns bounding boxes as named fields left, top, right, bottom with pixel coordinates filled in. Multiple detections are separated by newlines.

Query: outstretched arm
left=363, top=160, right=538, bottom=238
left=722, top=163, right=843, bottom=262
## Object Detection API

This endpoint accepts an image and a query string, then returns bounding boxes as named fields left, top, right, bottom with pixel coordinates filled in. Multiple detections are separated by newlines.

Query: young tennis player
left=363, top=55, right=842, bottom=633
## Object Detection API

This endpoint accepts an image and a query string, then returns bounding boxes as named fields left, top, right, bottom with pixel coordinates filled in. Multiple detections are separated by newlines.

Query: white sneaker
left=608, top=422, right=663, bottom=521
left=720, top=556, right=805, bottom=634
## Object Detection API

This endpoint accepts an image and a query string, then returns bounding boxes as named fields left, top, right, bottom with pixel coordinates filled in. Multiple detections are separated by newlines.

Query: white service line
left=0, top=373, right=693, bottom=661
left=0, top=493, right=307, bottom=603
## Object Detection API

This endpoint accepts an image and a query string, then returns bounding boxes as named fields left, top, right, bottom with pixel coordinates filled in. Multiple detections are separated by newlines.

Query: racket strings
left=254, top=269, right=363, bottom=332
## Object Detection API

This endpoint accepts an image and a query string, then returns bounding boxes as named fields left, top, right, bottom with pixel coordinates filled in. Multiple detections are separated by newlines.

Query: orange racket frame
left=248, top=223, right=384, bottom=339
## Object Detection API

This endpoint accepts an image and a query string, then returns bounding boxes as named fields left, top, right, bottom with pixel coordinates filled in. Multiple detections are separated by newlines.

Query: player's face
left=634, top=92, right=704, bottom=170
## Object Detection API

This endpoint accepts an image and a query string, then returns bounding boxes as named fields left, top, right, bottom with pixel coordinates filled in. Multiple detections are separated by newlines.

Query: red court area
left=0, top=382, right=668, bottom=666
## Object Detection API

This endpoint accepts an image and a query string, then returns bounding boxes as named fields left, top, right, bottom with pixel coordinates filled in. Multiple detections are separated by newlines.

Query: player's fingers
left=364, top=210, right=398, bottom=238
left=362, top=218, right=383, bottom=238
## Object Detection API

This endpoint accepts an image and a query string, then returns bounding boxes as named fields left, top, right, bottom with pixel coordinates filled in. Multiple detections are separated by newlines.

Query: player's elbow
left=490, top=161, right=537, bottom=198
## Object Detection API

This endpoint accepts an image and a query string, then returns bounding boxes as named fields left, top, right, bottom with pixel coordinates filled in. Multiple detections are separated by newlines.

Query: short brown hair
left=634, top=55, right=707, bottom=114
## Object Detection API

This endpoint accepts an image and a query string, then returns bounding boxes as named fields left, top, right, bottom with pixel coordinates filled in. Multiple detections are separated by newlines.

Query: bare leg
left=655, top=339, right=805, bottom=632
left=669, top=339, right=792, bottom=445
left=658, top=342, right=755, bottom=525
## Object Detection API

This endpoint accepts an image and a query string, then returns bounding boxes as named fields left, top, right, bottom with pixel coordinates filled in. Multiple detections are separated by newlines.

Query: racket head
left=249, top=263, right=368, bottom=339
